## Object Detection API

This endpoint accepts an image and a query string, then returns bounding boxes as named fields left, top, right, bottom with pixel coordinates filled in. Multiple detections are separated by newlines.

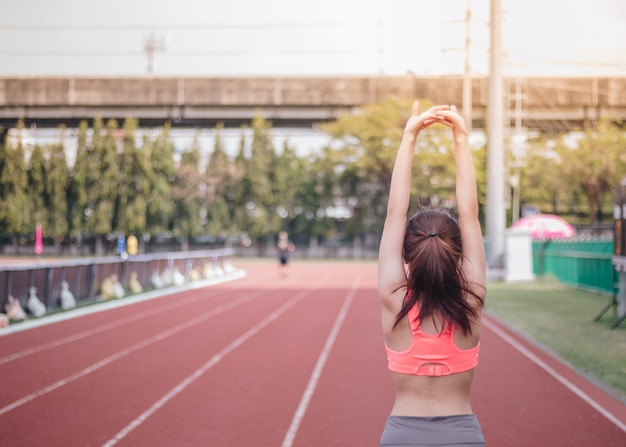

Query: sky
left=1, top=0, right=625, bottom=77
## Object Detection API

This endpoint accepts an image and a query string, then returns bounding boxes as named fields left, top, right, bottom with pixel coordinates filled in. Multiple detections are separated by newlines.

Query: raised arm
left=377, top=102, right=450, bottom=304
left=437, top=106, right=486, bottom=300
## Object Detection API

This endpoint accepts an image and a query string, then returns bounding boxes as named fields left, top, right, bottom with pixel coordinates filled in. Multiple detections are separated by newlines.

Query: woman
left=377, top=102, right=487, bottom=446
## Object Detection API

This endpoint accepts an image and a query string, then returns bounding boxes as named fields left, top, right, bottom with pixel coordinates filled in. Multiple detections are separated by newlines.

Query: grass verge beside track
left=485, top=278, right=626, bottom=401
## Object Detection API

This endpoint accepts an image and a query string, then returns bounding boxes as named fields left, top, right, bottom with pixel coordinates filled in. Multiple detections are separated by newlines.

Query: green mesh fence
left=532, top=240, right=616, bottom=295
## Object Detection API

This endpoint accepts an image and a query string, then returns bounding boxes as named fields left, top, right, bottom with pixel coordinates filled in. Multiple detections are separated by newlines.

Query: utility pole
left=510, top=78, right=525, bottom=224
left=486, top=0, right=506, bottom=270
left=378, top=19, right=385, bottom=75
left=462, top=0, right=472, bottom=131
left=442, top=0, right=473, bottom=129
left=144, top=31, right=168, bottom=74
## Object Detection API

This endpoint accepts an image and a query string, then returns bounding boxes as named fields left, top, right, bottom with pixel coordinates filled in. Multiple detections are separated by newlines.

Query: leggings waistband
left=380, top=414, right=485, bottom=447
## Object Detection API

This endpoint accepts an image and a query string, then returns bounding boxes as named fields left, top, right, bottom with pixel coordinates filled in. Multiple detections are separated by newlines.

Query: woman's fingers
left=407, top=103, right=455, bottom=132
left=422, top=114, right=452, bottom=129
left=435, top=107, right=463, bottom=122
left=428, top=105, right=451, bottom=113
left=412, top=101, right=420, bottom=116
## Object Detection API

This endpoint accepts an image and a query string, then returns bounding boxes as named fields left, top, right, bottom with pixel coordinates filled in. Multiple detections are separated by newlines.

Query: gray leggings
left=380, top=414, right=486, bottom=447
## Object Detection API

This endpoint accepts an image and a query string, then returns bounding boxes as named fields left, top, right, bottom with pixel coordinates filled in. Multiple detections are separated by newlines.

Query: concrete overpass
left=1, top=75, right=625, bottom=134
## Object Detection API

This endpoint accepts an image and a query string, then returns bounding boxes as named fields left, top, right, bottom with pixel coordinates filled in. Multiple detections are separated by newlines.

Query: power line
left=0, top=22, right=360, bottom=31
left=0, top=49, right=368, bottom=56
left=521, top=78, right=626, bottom=102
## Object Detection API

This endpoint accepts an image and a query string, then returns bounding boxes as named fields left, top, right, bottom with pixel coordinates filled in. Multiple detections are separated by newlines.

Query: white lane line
left=281, top=275, right=362, bottom=447
left=0, top=288, right=266, bottom=417
left=0, top=287, right=233, bottom=365
left=101, top=280, right=327, bottom=447
left=482, top=315, right=626, bottom=433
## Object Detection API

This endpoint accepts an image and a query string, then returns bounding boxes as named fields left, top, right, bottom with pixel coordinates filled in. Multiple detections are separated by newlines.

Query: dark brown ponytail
left=395, top=209, right=483, bottom=335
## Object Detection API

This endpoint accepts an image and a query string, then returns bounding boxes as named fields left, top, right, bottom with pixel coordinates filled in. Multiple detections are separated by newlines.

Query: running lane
left=1, top=260, right=625, bottom=446
left=474, top=313, right=626, bottom=446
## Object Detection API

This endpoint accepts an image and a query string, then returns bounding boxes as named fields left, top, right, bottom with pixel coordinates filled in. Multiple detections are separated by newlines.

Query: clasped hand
left=403, top=101, right=467, bottom=139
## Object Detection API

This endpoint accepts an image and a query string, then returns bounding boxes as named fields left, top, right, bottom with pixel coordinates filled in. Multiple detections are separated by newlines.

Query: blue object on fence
left=117, top=236, right=126, bottom=256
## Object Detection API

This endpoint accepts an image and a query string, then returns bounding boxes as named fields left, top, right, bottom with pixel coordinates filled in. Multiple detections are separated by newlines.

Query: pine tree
left=0, top=123, right=29, bottom=250
left=46, top=128, right=70, bottom=250
left=171, top=133, right=203, bottom=250
left=272, top=140, right=307, bottom=232
left=69, top=120, right=92, bottom=237
left=115, top=117, right=139, bottom=232
left=28, top=143, right=48, bottom=230
left=124, top=127, right=152, bottom=247
left=232, top=126, right=250, bottom=237
left=245, top=114, right=278, bottom=243
left=146, top=123, right=175, bottom=236
left=204, top=122, right=233, bottom=237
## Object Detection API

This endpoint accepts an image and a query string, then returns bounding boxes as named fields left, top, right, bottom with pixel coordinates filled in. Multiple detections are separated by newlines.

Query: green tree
left=115, top=117, right=139, bottom=233
left=248, top=114, right=278, bottom=241
left=204, top=123, right=234, bottom=237
left=69, top=117, right=109, bottom=253
left=0, top=124, right=29, bottom=250
left=233, top=115, right=279, bottom=245
left=412, top=131, right=460, bottom=208
left=87, top=119, right=120, bottom=254
left=271, top=140, right=322, bottom=247
left=69, top=120, right=95, bottom=238
left=558, top=118, right=626, bottom=224
left=28, top=143, right=48, bottom=230
left=321, top=98, right=464, bottom=238
left=299, top=147, right=340, bottom=242
left=146, top=123, right=176, bottom=236
left=520, top=136, right=567, bottom=216
left=123, top=134, right=153, bottom=252
left=46, top=130, right=70, bottom=250
left=171, top=135, right=204, bottom=250
left=272, top=141, right=303, bottom=222
left=231, top=127, right=250, bottom=239
left=113, top=118, right=154, bottom=252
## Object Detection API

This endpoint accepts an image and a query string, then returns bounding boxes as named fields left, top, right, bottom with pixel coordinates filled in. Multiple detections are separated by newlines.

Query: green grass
left=485, top=278, right=626, bottom=401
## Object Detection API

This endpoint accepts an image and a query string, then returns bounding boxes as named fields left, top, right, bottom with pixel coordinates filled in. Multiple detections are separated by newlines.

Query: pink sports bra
left=386, top=304, right=479, bottom=376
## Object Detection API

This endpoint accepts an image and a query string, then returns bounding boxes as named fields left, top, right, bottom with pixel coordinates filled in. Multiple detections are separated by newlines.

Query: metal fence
left=0, top=248, right=235, bottom=315
left=2, top=240, right=617, bottom=320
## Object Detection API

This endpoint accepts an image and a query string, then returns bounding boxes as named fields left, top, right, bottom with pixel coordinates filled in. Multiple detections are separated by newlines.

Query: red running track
left=1, top=260, right=625, bottom=446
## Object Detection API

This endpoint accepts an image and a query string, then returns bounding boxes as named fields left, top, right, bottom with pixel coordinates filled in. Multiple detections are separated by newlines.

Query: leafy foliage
left=0, top=102, right=623, bottom=254
left=520, top=119, right=626, bottom=224
left=45, top=132, right=70, bottom=241
left=0, top=123, right=29, bottom=238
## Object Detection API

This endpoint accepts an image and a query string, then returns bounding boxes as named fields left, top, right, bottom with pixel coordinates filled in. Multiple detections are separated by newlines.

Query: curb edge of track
left=0, top=269, right=247, bottom=337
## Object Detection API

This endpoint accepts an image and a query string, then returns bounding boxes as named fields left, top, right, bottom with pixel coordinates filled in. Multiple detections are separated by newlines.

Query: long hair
left=394, top=209, right=483, bottom=335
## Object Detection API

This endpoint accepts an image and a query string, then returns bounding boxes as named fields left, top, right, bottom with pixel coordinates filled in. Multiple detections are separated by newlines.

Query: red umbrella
left=510, top=214, right=576, bottom=239
left=35, top=223, right=43, bottom=255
